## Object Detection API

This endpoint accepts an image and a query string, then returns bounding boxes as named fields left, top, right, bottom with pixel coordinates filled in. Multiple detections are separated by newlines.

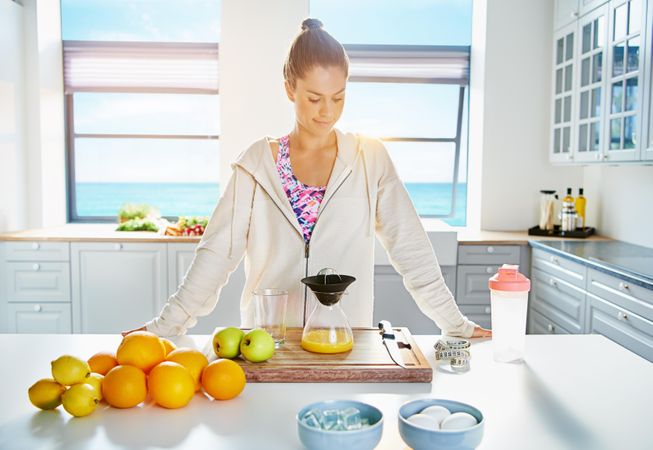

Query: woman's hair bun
left=301, top=18, right=323, bottom=31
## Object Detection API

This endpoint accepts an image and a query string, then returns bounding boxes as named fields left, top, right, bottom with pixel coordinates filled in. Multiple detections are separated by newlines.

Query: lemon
left=85, top=373, right=104, bottom=401
left=62, top=383, right=99, bottom=417
left=51, top=355, right=91, bottom=386
left=28, top=378, right=66, bottom=410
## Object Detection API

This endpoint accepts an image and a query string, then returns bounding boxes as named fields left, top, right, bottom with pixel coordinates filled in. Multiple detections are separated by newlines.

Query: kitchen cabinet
left=71, top=242, right=167, bottom=333
left=528, top=307, right=572, bottom=334
left=167, top=243, right=243, bottom=334
left=643, top=0, right=653, bottom=159
left=555, top=0, right=581, bottom=30
left=7, top=303, right=72, bottom=333
left=575, top=4, right=609, bottom=162
left=372, top=264, right=456, bottom=335
left=551, top=21, right=578, bottom=162
left=1, top=241, right=72, bottom=333
left=580, top=0, right=610, bottom=15
left=603, top=0, right=647, bottom=161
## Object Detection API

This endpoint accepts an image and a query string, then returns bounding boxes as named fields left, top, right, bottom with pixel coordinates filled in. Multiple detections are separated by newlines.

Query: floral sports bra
left=276, top=135, right=326, bottom=243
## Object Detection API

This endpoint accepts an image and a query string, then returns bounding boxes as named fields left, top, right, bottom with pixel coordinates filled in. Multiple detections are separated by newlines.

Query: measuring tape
left=434, top=338, right=471, bottom=372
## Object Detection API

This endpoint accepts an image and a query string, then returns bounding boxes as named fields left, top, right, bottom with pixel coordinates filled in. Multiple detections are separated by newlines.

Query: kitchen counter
left=0, top=224, right=610, bottom=245
left=1, top=334, right=651, bottom=450
left=530, top=240, right=653, bottom=289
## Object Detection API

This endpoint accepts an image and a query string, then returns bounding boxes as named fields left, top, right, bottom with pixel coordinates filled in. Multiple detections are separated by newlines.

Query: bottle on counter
left=575, top=188, right=586, bottom=229
left=562, top=187, right=574, bottom=205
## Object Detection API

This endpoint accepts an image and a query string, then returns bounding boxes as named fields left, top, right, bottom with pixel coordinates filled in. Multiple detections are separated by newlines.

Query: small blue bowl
left=398, top=399, right=484, bottom=450
left=296, top=400, right=383, bottom=450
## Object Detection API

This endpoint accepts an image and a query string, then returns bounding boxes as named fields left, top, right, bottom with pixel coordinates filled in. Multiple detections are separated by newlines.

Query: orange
left=160, top=338, right=177, bottom=357
left=148, top=362, right=195, bottom=409
left=201, top=359, right=246, bottom=401
left=116, top=331, right=166, bottom=373
left=88, top=352, right=118, bottom=375
left=102, top=365, right=147, bottom=408
left=166, top=348, right=208, bottom=391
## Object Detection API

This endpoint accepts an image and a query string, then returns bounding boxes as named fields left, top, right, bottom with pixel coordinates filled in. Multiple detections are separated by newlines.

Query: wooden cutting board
left=204, top=327, right=432, bottom=383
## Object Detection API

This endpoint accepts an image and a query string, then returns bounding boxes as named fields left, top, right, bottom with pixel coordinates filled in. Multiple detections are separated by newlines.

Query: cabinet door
left=552, top=22, right=578, bottom=162
left=530, top=267, right=586, bottom=333
left=604, top=0, right=646, bottom=161
left=555, top=0, right=580, bottom=30
left=455, top=265, right=499, bottom=305
left=8, top=303, right=72, bottom=333
left=528, top=307, right=571, bottom=335
left=167, top=243, right=244, bottom=334
left=71, top=242, right=167, bottom=333
left=575, top=5, right=609, bottom=162
left=643, top=0, right=653, bottom=160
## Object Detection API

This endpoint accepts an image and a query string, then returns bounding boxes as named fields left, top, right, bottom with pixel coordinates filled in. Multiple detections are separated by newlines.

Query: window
left=311, top=0, right=472, bottom=226
left=61, top=0, right=221, bottom=221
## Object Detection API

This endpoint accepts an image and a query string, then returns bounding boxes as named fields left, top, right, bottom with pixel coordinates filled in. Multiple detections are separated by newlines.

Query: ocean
left=76, top=182, right=467, bottom=226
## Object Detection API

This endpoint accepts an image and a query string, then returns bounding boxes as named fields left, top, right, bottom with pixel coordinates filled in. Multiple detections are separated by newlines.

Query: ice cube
left=321, top=409, right=341, bottom=431
left=341, top=407, right=362, bottom=430
left=361, top=417, right=370, bottom=427
left=301, top=409, right=323, bottom=429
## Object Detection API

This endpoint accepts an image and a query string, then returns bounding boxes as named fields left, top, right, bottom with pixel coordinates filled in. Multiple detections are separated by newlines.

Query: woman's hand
left=471, top=326, right=492, bottom=338
left=121, top=325, right=146, bottom=337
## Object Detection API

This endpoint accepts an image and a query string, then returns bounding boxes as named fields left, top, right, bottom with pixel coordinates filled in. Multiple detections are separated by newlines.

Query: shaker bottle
left=488, top=264, right=531, bottom=362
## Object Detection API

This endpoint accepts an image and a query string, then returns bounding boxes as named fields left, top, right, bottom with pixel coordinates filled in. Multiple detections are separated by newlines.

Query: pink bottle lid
left=488, top=264, right=531, bottom=292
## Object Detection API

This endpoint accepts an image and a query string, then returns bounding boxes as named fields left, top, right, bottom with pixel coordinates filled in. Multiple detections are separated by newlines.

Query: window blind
left=63, top=41, right=219, bottom=94
left=345, top=44, right=470, bottom=85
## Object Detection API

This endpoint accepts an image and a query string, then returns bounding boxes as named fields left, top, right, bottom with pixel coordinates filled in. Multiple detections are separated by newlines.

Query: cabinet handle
left=486, top=246, right=494, bottom=254
left=550, top=256, right=559, bottom=264
left=32, top=263, right=40, bottom=271
left=547, top=323, right=555, bottom=333
left=617, top=311, right=628, bottom=321
left=618, top=282, right=629, bottom=291
left=485, top=306, right=491, bottom=314
left=31, top=242, right=40, bottom=250
left=549, top=278, right=557, bottom=287
left=115, top=243, right=123, bottom=251
left=34, top=304, right=42, bottom=312
left=486, top=266, right=494, bottom=274
left=571, top=10, right=579, bottom=17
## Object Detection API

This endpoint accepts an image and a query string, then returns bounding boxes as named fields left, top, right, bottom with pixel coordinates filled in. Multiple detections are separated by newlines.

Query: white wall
left=219, top=0, right=308, bottom=183
left=473, top=0, right=583, bottom=231
left=0, top=0, right=27, bottom=232
left=584, top=165, right=653, bottom=247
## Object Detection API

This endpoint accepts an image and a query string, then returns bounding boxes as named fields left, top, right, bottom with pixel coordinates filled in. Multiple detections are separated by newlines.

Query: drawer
left=528, top=307, right=570, bottom=335
left=587, top=268, right=653, bottom=322
left=7, top=303, right=72, bottom=333
left=5, top=241, right=69, bottom=262
left=457, top=245, right=520, bottom=265
left=531, top=248, right=586, bottom=288
left=586, top=293, right=653, bottom=362
left=459, top=304, right=492, bottom=329
left=530, top=267, right=586, bottom=331
left=6, top=262, right=71, bottom=302
left=455, top=265, right=500, bottom=305
left=529, top=288, right=581, bottom=334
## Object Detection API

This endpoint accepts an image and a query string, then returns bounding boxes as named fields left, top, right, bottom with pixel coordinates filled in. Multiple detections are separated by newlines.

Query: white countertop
left=0, top=334, right=651, bottom=450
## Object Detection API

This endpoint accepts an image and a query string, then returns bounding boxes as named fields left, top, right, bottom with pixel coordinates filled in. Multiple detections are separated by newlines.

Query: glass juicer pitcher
left=300, top=268, right=356, bottom=354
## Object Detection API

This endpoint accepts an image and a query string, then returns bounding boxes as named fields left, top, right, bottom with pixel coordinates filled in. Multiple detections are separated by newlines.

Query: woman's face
left=285, top=65, right=347, bottom=137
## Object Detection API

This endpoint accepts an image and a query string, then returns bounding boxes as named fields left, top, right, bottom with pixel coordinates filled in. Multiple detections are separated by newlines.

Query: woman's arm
left=371, top=141, right=485, bottom=338
left=125, top=166, right=255, bottom=337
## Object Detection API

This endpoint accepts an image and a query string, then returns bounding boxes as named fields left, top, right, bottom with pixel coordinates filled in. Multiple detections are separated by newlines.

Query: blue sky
left=62, top=0, right=472, bottom=184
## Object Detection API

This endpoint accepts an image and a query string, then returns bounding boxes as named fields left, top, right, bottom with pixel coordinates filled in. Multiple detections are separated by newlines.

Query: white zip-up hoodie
left=146, top=129, right=476, bottom=337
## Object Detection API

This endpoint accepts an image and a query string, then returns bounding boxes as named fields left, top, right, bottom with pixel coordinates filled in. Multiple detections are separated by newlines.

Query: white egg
left=440, top=412, right=478, bottom=430
left=407, top=413, right=440, bottom=430
left=420, top=405, right=451, bottom=426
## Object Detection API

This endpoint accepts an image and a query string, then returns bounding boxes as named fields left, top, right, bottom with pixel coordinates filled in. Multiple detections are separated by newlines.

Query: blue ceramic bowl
left=398, top=399, right=484, bottom=450
left=296, top=400, right=383, bottom=450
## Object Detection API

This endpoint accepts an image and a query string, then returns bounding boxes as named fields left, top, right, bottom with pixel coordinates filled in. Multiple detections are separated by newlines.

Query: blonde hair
left=283, top=18, right=349, bottom=88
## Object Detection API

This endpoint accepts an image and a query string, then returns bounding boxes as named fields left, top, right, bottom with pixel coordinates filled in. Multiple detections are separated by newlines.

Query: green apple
left=213, top=327, right=245, bottom=358
left=240, top=329, right=275, bottom=363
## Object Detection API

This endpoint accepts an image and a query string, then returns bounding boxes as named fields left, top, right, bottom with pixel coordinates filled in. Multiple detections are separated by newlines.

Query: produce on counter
left=116, top=218, right=160, bottom=232
left=165, top=216, right=209, bottom=236
left=27, top=330, right=250, bottom=417
left=117, top=203, right=159, bottom=223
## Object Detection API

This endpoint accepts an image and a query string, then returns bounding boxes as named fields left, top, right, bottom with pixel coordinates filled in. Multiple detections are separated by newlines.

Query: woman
left=124, top=18, right=491, bottom=339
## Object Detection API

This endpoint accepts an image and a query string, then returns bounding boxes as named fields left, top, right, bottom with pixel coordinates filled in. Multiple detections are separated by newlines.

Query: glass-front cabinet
left=575, top=5, right=609, bottom=162
left=644, top=0, right=653, bottom=160
left=604, top=0, right=646, bottom=161
left=551, top=22, right=577, bottom=162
